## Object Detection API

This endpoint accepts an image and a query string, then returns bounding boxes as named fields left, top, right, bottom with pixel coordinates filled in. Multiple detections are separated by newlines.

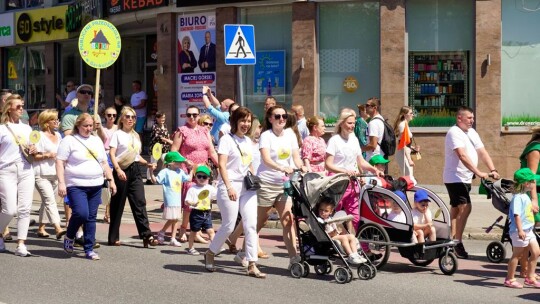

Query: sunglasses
left=106, top=114, right=117, bottom=118
left=203, top=122, right=213, bottom=127
left=186, top=113, right=199, bottom=118
left=196, top=174, right=209, bottom=180
left=78, top=90, right=93, bottom=95
left=15, top=105, right=24, bottom=110
left=366, top=104, right=375, bottom=108
left=273, top=114, right=288, bottom=120
left=124, top=115, right=136, bottom=120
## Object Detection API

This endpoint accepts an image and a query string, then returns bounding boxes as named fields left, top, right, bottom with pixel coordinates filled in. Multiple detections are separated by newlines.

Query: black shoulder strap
left=229, top=134, right=244, bottom=157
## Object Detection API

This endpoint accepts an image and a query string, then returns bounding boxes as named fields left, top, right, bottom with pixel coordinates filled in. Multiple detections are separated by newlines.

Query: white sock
left=76, top=231, right=83, bottom=238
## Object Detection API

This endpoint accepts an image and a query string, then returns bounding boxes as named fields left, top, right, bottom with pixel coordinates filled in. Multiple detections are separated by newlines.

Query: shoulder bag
left=230, top=134, right=261, bottom=191
left=6, top=124, right=34, bottom=163
left=73, top=135, right=109, bottom=188
left=116, top=133, right=139, bottom=170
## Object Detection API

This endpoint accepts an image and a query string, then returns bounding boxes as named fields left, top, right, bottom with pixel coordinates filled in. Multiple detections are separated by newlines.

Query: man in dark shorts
left=443, top=106, right=500, bottom=259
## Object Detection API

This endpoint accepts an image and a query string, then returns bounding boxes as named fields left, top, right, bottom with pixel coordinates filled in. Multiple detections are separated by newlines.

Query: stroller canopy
left=303, top=173, right=350, bottom=207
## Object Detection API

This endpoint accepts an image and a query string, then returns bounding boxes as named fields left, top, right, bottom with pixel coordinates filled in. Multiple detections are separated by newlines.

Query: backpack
left=372, top=116, right=396, bottom=157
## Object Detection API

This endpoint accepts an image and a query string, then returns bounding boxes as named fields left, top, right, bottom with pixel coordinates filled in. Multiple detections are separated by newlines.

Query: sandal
left=225, top=239, right=238, bottom=254
left=143, top=237, right=159, bottom=248
left=247, top=264, right=267, bottom=279
left=103, top=216, right=110, bottom=224
left=195, top=234, right=209, bottom=244
left=258, top=251, right=270, bottom=259
left=37, top=231, right=50, bottom=238
left=504, top=278, right=523, bottom=289
left=524, top=278, right=540, bottom=288
left=56, top=230, right=67, bottom=240
left=205, top=250, right=216, bottom=272
left=521, top=273, right=540, bottom=280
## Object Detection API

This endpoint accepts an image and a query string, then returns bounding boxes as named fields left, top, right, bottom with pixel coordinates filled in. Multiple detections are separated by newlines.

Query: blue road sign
left=224, top=24, right=256, bottom=65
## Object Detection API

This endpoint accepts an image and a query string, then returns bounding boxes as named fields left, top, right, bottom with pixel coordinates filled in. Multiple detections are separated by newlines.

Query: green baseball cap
left=195, top=165, right=211, bottom=176
left=369, top=155, right=389, bottom=166
left=514, top=168, right=540, bottom=184
left=164, top=151, right=186, bottom=164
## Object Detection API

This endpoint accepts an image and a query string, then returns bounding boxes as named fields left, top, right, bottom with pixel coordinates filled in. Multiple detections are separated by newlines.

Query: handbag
left=410, top=138, right=421, bottom=160
left=116, top=134, right=139, bottom=170
left=73, top=135, right=110, bottom=188
left=229, top=134, right=261, bottom=190
left=6, top=125, right=34, bottom=163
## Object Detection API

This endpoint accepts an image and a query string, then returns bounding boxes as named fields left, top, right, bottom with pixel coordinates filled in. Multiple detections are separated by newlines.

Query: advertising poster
left=254, top=50, right=285, bottom=97
left=177, top=13, right=216, bottom=125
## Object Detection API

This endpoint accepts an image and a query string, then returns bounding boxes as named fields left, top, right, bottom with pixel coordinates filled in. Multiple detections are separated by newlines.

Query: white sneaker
left=234, top=251, right=248, bottom=268
left=348, top=253, right=366, bottom=265
left=169, top=239, right=182, bottom=247
left=15, top=244, right=31, bottom=257
left=0, top=237, right=5, bottom=252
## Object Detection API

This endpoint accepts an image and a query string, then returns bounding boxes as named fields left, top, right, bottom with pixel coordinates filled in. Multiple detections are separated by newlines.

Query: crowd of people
left=1, top=84, right=539, bottom=285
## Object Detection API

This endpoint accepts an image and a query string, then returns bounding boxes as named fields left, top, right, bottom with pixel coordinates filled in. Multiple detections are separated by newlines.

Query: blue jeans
left=66, top=186, right=102, bottom=253
left=135, top=116, right=146, bottom=133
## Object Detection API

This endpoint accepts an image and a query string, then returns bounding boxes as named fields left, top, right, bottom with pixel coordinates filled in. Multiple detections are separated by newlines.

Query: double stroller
left=482, top=178, right=540, bottom=263
left=286, top=172, right=377, bottom=284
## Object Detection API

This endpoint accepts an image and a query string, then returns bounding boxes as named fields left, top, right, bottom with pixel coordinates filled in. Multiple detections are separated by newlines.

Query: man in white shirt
left=443, top=106, right=500, bottom=259
left=291, top=104, right=309, bottom=140
left=362, top=97, right=385, bottom=162
left=130, top=80, right=147, bottom=137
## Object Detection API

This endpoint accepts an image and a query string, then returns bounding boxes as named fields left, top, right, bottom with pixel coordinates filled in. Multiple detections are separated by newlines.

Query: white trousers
left=396, top=146, right=414, bottom=177
left=209, top=181, right=259, bottom=262
left=0, top=161, right=35, bottom=240
left=35, top=175, right=61, bottom=225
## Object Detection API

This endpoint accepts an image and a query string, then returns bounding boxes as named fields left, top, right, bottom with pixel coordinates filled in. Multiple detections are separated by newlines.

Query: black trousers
left=108, top=163, right=152, bottom=244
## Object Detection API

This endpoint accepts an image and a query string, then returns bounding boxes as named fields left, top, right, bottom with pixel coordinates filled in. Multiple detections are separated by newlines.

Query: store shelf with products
left=408, top=51, right=469, bottom=114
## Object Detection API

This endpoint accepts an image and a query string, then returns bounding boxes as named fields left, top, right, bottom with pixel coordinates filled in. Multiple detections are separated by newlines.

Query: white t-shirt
left=131, top=91, right=148, bottom=118
left=56, top=134, right=106, bottom=187
left=443, top=126, right=483, bottom=183
left=185, top=184, right=217, bottom=211
left=0, top=122, right=32, bottom=168
left=217, top=134, right=253, bottom=183
left=326, top=133, right=362, bottom=172
left=297, top=118, right=309, bottom=141
left=366, top=114, right=385, bottom=161
left=257, top=129, right=299, bottom=184
left=65, top=90, right=77, bottom=104
left=109, top=129, right=142, bottom=162
left=388, top=210, right=406, bottom=223
left=219, top=123, right=231, bottom=137
left=412, top=208, right=433, bottom=225
left=34, top=131, right=61, bottom=176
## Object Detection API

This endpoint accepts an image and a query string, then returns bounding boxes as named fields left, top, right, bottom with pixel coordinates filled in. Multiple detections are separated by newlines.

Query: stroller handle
left=325, top=215, right=354, bottom=225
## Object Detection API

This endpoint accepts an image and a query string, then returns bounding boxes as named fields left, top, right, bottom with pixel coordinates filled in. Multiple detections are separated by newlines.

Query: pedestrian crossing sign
left=224, top=24, right=256, bottom=65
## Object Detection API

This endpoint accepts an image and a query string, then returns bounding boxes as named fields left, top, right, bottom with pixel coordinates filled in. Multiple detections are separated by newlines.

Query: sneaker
left=64, top=237, right=74, bottom=254
left=157, top=231, right=165, bottom=245
left=14, top=244, right=31, bottom=257
left=504, top=279, right=523, bottom=289
left=0, top=237, right=5, bottom=252
left=524, top=278, right=540, bottom=288
left=234, top=251, right=248, bottom=268
left=85, top=251, right=100, bottom=260
left=169, top=239, right=182, bottom=247
left=348, top=255, right=365, bottom=265
left=454, top=242, right=469, bottom=259
left=186, top=248, right=200, bottom=255
left=352, top=253, right=367, bottom=264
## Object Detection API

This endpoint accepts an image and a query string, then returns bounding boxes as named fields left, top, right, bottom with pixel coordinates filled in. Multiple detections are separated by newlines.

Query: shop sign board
left=15, top=6, right=70, bottom=44
left=66, top=0, right=103, bottom=33
left=78, top=19, right=121, bottom=69
left=254, top=50, right=285, bottom=97
left=106, top=0, right=169, bottom=16
left=0, top=13, right=15, bottom=47
left=224, top=24, right=256, bottom=65
left=177, top=0, right=265, bottom=7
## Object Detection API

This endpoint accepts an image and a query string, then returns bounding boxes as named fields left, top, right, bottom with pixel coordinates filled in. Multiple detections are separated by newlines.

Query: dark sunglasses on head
left=186, top=113, right=199, bottom=118
left=78, top=90, right=93, bottom=95
left=273, top=113, right=288, bottom=120
left=203, top=122, right=213, bottom=127
left=106, top=114, right=117, bottom=118
left=124, top=115, right=136, bottom=120
left=196, top=174, right=208, bottom=180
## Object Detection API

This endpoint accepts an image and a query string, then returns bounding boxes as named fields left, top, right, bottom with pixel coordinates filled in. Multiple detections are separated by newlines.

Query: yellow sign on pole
left=78, top=19, right=121, bottom=69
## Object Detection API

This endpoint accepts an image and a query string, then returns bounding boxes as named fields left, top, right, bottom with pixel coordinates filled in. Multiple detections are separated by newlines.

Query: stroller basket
left=481, top=178, right=513, bottom=214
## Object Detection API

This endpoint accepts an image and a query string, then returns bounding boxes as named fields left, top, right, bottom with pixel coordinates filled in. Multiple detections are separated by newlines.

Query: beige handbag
left=117, top=149, right=138, bottom=170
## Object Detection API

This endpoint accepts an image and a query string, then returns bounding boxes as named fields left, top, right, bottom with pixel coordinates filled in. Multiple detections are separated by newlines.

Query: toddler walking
left=504, top=168, right=540, bottom=288
left=151, top=151, right=191, bottom=247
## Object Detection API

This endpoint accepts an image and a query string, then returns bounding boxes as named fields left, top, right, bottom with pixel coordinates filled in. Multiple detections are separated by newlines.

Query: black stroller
left=286, top=172, right=376, bottom=284
left=482, top=178, right=540, bottom=263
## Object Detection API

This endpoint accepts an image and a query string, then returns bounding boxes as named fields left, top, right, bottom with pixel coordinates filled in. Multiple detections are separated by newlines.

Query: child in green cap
left=504, top=168, right=540, bottom=289
left=151, top=151, right=191, bottom=247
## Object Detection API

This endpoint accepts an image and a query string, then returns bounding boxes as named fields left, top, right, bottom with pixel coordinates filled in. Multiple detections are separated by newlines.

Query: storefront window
left=7, top=0, right=44, bottom=9
left=240, top=5, right=292, bottom=119
left=6, top=46, right=45, bottom=109
left=406, top=0, right=474, bottom=127
left=501, top=0, right=540, bottom=128
left=120, top=37, right=145, bottom=100
left=319, top=2, right=380, bottom=125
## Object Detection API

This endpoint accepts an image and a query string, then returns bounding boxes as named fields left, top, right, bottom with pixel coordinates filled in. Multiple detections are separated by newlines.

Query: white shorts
left=510, top=228, right=537, bottom=247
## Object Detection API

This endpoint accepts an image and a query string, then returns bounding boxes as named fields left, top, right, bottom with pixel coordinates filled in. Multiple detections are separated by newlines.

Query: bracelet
left=490, top=169, right=498, bottom=173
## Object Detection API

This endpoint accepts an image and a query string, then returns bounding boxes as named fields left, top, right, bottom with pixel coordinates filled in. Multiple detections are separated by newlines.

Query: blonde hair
left=307, top=116, right=323, bottom=133
left=334, top=111, right=356, bottom=134
left=197, top=114, right=212, bottom=126
left=118, top=106, right=136, bottom=132
left=73, top=113, right=94, bottom=135
left=247, top=117, right=261, bottom=141
left=38, top=109, right=59, bottom=131
left=393, top=106, right=412, bottom=134
left=1, top=94, right=24, bottom=124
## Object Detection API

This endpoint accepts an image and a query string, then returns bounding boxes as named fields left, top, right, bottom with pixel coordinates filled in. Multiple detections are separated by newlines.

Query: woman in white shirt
left=325, top=110, right=383, bottom=233
left=96, top=107, right=118, bottom=223
left=0, top=94, right=37, bottom=256
left=34, top=109, right=66, bottom=239
left=108, top=107, right=157, bottom=248
left=57, top=113, right=116, bottom=260
left=206, top=107, right=265, bottom=278
left=256, top=105, right=306, bottom=266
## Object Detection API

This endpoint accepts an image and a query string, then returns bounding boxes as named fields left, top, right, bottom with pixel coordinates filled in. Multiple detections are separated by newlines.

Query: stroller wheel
left=314, top=260, right=333, bottom=275
left=409, top=257, right=436, bottom=267
left=334, top=267, right=350, bottom=284
left=357, top=264, right=372, bottom=280
left=302, top=262, right=310, bottom=277
left=357, top=223, right=391, bottom=269
left=439, top=252, right=458, bottom=275
left=290, top=262, right=304, bottom=279
left=486, top=241, right=506, bottom=263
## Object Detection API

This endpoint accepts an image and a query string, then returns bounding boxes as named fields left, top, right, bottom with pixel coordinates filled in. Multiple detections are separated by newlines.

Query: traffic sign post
left=224, top=24, right=256, bottom=65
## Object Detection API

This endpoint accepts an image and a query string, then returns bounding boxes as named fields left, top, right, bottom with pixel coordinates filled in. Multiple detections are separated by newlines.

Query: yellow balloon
left=152, top=143, right=162, bottom=160
left=29, top=130, right=41, bottom=144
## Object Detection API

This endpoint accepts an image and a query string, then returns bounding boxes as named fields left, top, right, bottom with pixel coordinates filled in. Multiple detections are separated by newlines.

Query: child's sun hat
left=369, top=155, right=389, bottom=166
left=164, top=151, right=186, bottom=165
left=514, top=167, right=540, bottom=184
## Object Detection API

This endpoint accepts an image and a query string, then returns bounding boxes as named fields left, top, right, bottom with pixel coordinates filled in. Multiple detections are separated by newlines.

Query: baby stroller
left=355, top=177, right=458, bottom=275
left=286, top=172, right=377, bottom=284
left=482, top=178, right=540, bottom=263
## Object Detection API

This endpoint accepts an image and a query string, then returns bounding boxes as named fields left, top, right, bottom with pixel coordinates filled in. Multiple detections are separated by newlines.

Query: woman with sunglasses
left=108, top=107, right=158, bottom=248
left=147, top=112, right=172, bottom=185
left=171, top=106, right=218, bottom=243
left=96, top=107, right=118, bottom=223
left=206, top=107, right=266, bottom=278
left=256, top=105, right=307, bottom=267
left=0, top=95, right=37, bottom=256
left=33, top=109, right=66, bottom=239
